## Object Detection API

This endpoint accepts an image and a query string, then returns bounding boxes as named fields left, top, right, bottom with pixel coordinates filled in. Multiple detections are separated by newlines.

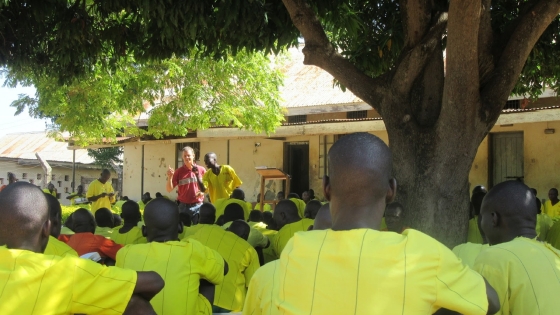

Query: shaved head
left=480, top=180, right=537, bottom=245
left=143, top=198, right=181, bottom=242
left=273, top=199, right=300, bottom=230
left=0, top=182, right=50, bottom=252
left=199, top=203, right=216, bottom=224
left=95, top=208, right=114, bottom=228
left=326, top=133, right=395, bottom=230
left=312, top=203, right=332, bottom=230
left=121, top=200, right=141, bottom=223
left=44, top=193, right=62, bottom=237
left=249, top=210, right=264, bottom=222
left=227, top=220, right=250, bottom=241
left=72, top=208, right=96, bottom=233
left=224, top=203, right=245, bottom=223
left=304, top=200, right=322, bottom=219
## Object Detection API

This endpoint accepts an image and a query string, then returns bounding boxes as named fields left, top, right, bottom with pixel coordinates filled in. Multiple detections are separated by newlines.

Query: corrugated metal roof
left=0, top=132, right=95, bottom=164
left=278, top=48, right=363, bottom=108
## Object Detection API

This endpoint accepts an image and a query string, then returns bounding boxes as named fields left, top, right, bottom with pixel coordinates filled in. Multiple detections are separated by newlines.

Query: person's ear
left=322, top=176, right=331, bottom=202
left=491, top=212, right=500, bottom=227
left=39, top=219, right=51, bottom=253
left=141, top=225, right=147, bottom=237
left=386, top=178, right=397, bottom=204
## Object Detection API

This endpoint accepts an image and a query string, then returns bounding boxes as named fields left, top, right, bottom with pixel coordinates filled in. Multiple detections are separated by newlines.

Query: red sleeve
left=172, top=167, right=179, bottom=187
left=97, top=236, right=123, bottom=260
left=58, top=234, right=71, bottom=243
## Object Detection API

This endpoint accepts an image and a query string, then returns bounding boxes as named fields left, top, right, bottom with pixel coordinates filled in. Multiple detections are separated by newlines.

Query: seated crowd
left=1, top=132, right=560, bottom=315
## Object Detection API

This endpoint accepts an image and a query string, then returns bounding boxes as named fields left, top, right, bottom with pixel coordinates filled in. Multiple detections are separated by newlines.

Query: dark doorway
left=283, top=142, right=309, bottom=196
left=489, top=132, right=524, bottom=187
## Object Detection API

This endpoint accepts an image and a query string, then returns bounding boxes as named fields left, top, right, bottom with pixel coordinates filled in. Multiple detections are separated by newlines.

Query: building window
left=64, top=175, right=69, bottom=181
left=51, top=174, right=56, bottom=181
left=287, top=115, right=307, bottom=124
left=64, top=187, right=69, bottom=193
left=29, top=179, right=34, bottom=184
left=37, top=174, right=42, bottom=180
left=504, top=100, right=521, bottom=110
left=347, top=110, right=368, bottom=119
left=57, top=181, right=62, bottom=187
left=22, top=173, right=27, bottom=179
left=0, top=178, right=3, bottom=184
left=176, top=142, right=201, bottom=168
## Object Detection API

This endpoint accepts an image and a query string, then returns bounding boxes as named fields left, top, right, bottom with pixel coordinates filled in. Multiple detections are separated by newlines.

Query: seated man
left=287, top=193, right=306, bottom=218
left=94, top=207, right=114, bottom=239
left=43, top=194, right=78, bottom=257
left=186, top=204, right=260, bottom=313
left=222, top=203, right=269, bottom=249
left=227, top=220, right=251, bottom=242
left=245, top=133, right=500, bottom=315
left=383, top=202, right=408, bottom=233
left=66, top=208, right=123, bottom=261
left=112, top=201, right=147, bottom=245
left=179, top=203, right=215, bottom=240
left=254, top=193, right=272, bottom=212
left=303, top=200, right=322, bottom=220
left=452, top=191, right=489, bottom=268
left=0, top=182, right=164, bottom=314
left=117, top=198, right=227, bottom=315
left=474, top=181, right=560, bottom=315
left=271, top=200, right=314, bottom=259
left=214, top=188, right=252, bottom=221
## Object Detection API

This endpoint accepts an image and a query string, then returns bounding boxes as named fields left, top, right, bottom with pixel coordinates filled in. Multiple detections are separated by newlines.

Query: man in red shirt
left=166, top=146, right=206, bottom=222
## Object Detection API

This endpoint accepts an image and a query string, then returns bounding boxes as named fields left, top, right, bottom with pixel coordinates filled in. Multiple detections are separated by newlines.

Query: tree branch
left=478, top=0, right=494, bottom=85
left=481, top=0, right=560, bottom=124
left=281, top=0, right=388, bottom=113
left=400, top=0, right=433, bottom=47
left=441, top=0, right=481, bottom=124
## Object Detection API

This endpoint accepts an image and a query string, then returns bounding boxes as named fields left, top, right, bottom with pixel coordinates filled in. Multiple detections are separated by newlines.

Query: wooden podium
left=256, top=168, right=290, bottom=212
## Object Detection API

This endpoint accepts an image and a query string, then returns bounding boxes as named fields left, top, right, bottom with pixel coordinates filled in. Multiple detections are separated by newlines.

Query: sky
left=0, top=84, right=47, bottom=137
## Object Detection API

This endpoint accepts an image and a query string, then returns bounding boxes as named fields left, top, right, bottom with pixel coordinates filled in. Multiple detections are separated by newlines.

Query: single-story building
left=0, top=131, right=119, bottom=205
left=72, top=48, right=560, bottom=205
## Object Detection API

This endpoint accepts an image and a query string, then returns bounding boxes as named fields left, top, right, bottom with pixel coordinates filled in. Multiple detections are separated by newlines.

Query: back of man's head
left=273, top=199, right=300, bottom=230
left=471, top=191, right=487, bottom=216
left=143, top=198, right=181, bottom=242
left=249, top=210, right=264, bottom=222
left=480, top=180, right=537, bottom=245
left=121, top=200, right=141, bottom=224
left=72, top=208, right=96, bottom=233
left=227, top=220, right=250, bottom=241
left=0, top=182, right=50, bottom=252
left=155, top=192, right=163, bottom=198
left=288, top=192, right=300, bottom=199
left=327, top=133, right=395, bottom=230
left=95, top=208, right=114, bottom=228
left=230, top=188, right=245, bottom=201
left=304, top=200, right=322, bottom=219
left=44, top=193, right=62, bottom=237
left=199, top=203, right=217, bottom=224
left=263, top=211, right=277, bottom=230
left=224, top=203, right=245, bottom=223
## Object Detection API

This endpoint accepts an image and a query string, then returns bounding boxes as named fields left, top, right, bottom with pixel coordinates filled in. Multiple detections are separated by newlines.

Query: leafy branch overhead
left=5, top=50, right=286, bottom=146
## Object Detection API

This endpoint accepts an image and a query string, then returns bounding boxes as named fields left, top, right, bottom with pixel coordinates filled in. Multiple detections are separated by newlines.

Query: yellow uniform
left=111, top=226, right=147, bottom=245
left=86, top=179, right=115, bottom=214
left=289, top=198, right=306, bottom=218
left=452, top=242, right=489, bottom=269
left=114, top=200, right=126, bottom=211
left=187, top=225, right=260, bottom=312
left=474, top=237, right=560, bottom=315
left=467, top=216, right=484, bottom=244
left=42, top=189, right=57, bottom=197
left=242, top=260, right=280, bottom=315
left=44, top=235, right=79, bottom=257
left=95, top=226, right=114, bottom=239
left=543, top=200, right=560, bottom=218
left=66, top=192, right=84, bottom=205
left=272, top=218, right=314, bottom=259
left=179, top=224, right=205, bottom=240
left=222, top=221, right=269, bottom=248
left=60, top=226, right=74, bottom=235
left=545, top=221, right=560, bottom=250
left=254, top=203, right=272, bottom=212
left=248, top=221, right=269, bottom=231
left=214, top=198, right=252, bottom=221
left=248, top=229, right=487, bottom=315
left=116, top=240, right=225, bottom=315
left=202, top=165, right=242, bottom=203
left=0, top=247, right=137, bottom=314
left=537, top=213, right=554, bottom=241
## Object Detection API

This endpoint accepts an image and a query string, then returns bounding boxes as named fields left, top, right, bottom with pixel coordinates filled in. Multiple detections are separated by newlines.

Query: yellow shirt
left=254, top=203, right=272, bottom=212
left=86, top=179, right=115, bottom=213
left=289, top=198, right=306, bottom=218
left=116, top=240, right=225, bottom=315
left=543, top=200, right=560, bottom=218
left=452, top=242, right=489, bottom=269
left=42, top=189, right=57, bottom=197
left=222, top=221, right=269, bottom=248
left=67, top=192, right=83, bottom=205
left=267, top=229, right=487, bottom=315
left=114, top=200, right=126, bottom=211
left=261, top=230, right=278, bottom=264
left=179, top=224, right=206, bottom=240
left=0, top=247, right=137, bottom=314
left=272, top=218, right=314, bottom=259
left=44, top=235, right=79, bottom=257
left=242, top=260, right=280, bottom=315
left=467, top=216, right=484, bottom=244
left=474, top=237, right=560, bottom=315
left=60, top=226, right=75, bottom=235
left=214, top=198, right=252, bottom=221
left=202, top=165, right=242, bottom=203
left=95, top=226, right=114, bottom=239
left=546, top=221, right=560, bottom=250
left=111, top=226, right=147, bottom=245
left=187, top=225, right=260, bottom=312
left=537, top=213, right=553, bottom=241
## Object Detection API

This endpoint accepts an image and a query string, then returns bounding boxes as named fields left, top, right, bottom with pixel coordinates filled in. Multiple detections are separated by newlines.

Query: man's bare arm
left=134, top=271, right=164, bottom=301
